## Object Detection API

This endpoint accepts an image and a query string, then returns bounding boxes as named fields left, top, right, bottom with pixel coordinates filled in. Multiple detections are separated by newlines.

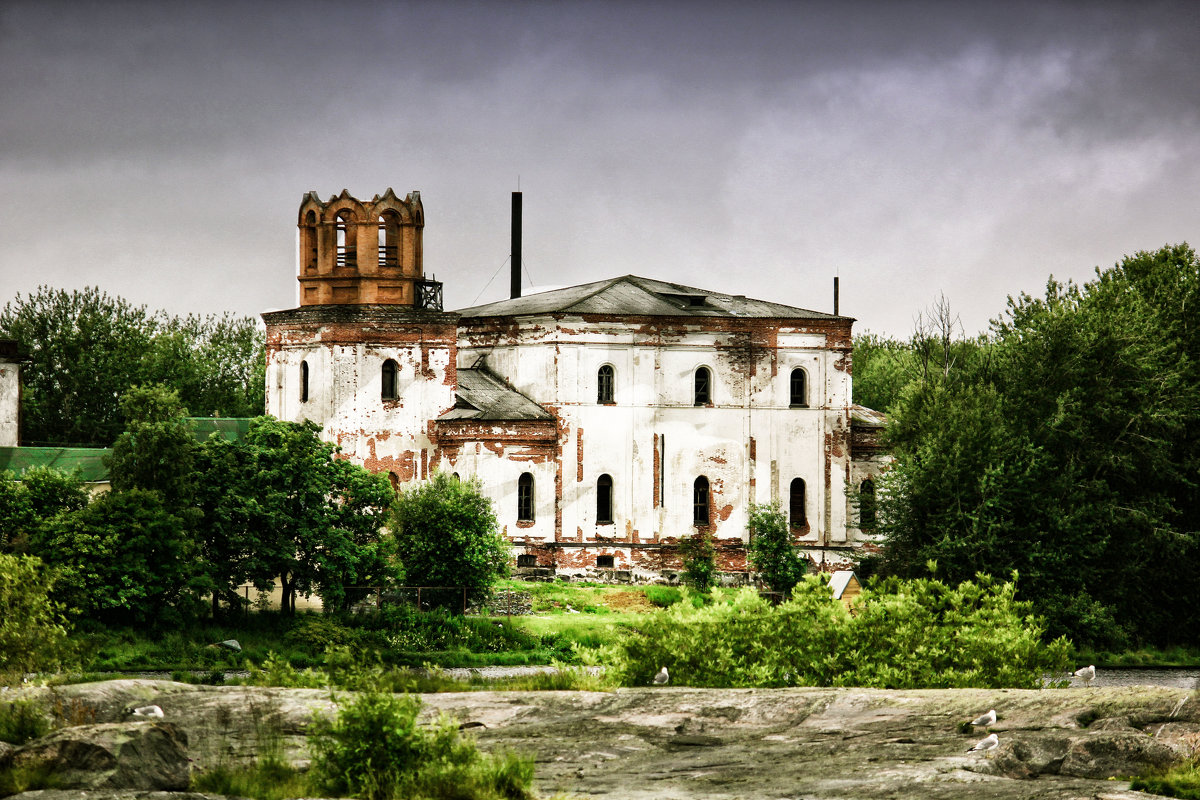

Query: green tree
left=106, top=385, right=199, bottom=508
left=33, top=489, right=204, bottom=627
left=877, top=245, right=1200, bottom=648
left=390, top=473, right=509, bottom=610
left=679, top=530, right=717, bottom=592
left=207, top=418, right=396, bottom=614
left=746, top=503, right=807, bottom=595
left=0, top=468, right=88, bottom=554
left=0, top=286, right=265, bottom=446
left=0, top=553, right=71, bottom=683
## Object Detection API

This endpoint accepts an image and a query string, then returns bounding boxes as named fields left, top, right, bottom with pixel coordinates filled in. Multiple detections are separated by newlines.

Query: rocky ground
left=2, top=679, right=1198, bottom=799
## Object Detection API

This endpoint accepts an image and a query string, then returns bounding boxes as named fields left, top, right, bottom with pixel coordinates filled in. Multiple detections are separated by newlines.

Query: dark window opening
left=693, top=476, right=710, bottom=526
left=517, top=472, right=534, bottom=522
left=300, top=360, right=310, bottom=403
left=517, top=554, right=537, bottom=568
left=790, top=478, right=807, bottom=527
left=596, top=555, right=615, bottom=569
left=860, top=479, right=877, bottom=529
left=790, top=368, right=808, bottom=407
left=694, top=367, right=712, bottom=406
left=302, top=210, right=318, bottom=274
left=597, top=364, right=615, bottom=404
left=597, top=473, right=613, bottom=524
left=381, top=359, right=399, bottom=400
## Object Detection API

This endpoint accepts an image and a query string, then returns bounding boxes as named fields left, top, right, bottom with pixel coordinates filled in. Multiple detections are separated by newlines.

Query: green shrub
left=0, top=699, right=50, bottom=744
left=679, top=531, right=717, bottom=592
left=597, top=573, right=1070, bottom=689
left=746, top=503, right=807, bottom=594
left=1133, top=762, right=1200, bottom=798
left=0, top=553, right=72, bottom=683
left=191, top=758, right=310, bottom=800
left=644, top=586, right=682, bottom=607
left=309, top=684, right=534, bottom=800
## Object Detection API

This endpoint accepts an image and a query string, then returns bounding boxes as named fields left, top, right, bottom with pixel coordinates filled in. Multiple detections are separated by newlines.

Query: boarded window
left=381, top=359, right=399, bottom=400
left=860, top=479, right=876, bottom=529
left=597, top=474, right=613, bottom=523
left=517, top=472, right=534, bottom=522
left=790, top=368, right=808, bottom=407
left=596, top=555, right=615, bottom=569
left=694, top=367, right=712, bottom=405
left=300, top=360, right=310, bottom=403
left=597, top=364, right=615, bottom=404
left=693, top=476, right=710, bottom=525
left=790, top=478, right=807, bottom=527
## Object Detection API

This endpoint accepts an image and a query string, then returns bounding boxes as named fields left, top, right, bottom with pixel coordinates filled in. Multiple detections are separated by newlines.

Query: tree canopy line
left=854, top=244, right=1200, bottom=650
left=0, top=286, right=266, bottom=446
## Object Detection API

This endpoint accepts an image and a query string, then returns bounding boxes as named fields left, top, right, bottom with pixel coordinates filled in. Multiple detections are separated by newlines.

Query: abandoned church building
left=262, top=189, right=887, bottom=579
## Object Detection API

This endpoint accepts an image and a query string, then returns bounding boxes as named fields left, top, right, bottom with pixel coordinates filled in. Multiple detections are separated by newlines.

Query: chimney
left=833, top=276, right=839, bottom=316
left=511, top=192, right=522, bottom=299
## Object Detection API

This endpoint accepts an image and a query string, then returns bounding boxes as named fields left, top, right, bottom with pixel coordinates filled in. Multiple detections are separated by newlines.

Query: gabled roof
left=850, top=404, right=888, bottom=427
left=438, top=366, right=554, bottom=422
left=455, top=275, right=850, bottom=321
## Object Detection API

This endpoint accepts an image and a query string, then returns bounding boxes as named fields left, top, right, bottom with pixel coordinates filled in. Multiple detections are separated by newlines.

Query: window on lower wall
left=596, top=555, right=614, bottom=569
left=860, top=479, right=876, bottom=529
left=517, top=472, right=534, bottom=522
left=516, top=554, right=537, bottom=568
left=597, top=474, right=613, bottom=523
left=693, top=476, right=710, bottom=525
left=790, top=477, right=807, bottom=527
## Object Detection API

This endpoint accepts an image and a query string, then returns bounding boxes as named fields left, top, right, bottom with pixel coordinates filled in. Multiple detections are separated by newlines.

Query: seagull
left=1074, top=665, right=1096, bottom=688
left=967, top=733, right=999, bottom=753
left=132, top=705, right=164, bottom=718
left=969, top=709, right=997, bottom=727
left=653, top=667, right=669, bottom=685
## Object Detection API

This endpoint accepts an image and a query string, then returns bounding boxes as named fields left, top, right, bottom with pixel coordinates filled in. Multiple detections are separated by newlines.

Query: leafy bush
left=679, top=531, right=717, bottom=592
left=644, top=586, right=682, bottom=607
left=597, top=573, right=1070, bottom=689
left=308, top=684, right=534, bottom=800
left=746, top=503, right=807, bottom=594
left=0, top=553, right=71, bottom=682
left=1132, top=735, right=1200, bottom=799
left=0, top=699, right=50, bottom=744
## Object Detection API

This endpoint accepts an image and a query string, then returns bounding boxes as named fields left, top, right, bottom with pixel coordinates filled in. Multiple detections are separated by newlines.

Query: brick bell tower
left=263, top=189, right=458, bottom=486
left=296, top=188, right=442, bottom=310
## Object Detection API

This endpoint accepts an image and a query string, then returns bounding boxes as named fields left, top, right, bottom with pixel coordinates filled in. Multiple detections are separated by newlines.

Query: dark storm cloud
left=2, top=0, right=1198, bottom=336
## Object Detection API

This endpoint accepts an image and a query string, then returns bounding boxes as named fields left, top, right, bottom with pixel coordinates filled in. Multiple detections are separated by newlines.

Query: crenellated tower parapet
left=296, top=188, right=440, bottom=308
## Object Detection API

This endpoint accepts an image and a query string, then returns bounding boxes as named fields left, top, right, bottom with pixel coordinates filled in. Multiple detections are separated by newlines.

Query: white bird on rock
left=1074, top=665, right=1096, bottom=688
left=132, top=705, right=164, bottom=718
left=967, top=733, right=999, bottom=753
left=653, top=667, right=669, bottom=685
left=969, top=709, right=997, bottom=727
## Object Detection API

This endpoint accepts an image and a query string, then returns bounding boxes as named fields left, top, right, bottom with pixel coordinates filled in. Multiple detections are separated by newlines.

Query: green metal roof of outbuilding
left=0, top=446, right=112, bottom=482
left=188, top=417, right=253, bottom=442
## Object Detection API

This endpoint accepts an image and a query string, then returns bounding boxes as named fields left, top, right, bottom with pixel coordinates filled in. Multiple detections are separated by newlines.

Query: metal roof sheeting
left=0, top=446, right=112, bottom=482
left=456, top=275, right=850, bottom=321
left=439, top=367, right=554, bottom=422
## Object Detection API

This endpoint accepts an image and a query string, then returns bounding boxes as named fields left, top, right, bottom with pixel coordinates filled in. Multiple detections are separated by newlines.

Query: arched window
left=335, top=211, right=356, bottom=268
left=302, top=210, right=318, bottom=274
left=790, top=478, right=807, bottom=527
left=860, top=479, right=877, bottom=530
left=790, top=368, right=808, bottom=407
left=300, top=360, right=310, bottom=403
left=597, top=364, right=615, bottom=404
left=597, top=474, right=613, bottom=523
left=694, top=366, right=712, bottom=406
left=381, top=359, right=399, bottom=400
left=693, top=476, right=710, bottom=525
left=517, top=472, right=534, bottom=522
left=378, top=211, right=401, bottom=268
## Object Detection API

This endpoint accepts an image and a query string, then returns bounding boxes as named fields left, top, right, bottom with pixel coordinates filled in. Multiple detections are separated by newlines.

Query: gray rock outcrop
left=3, top=680, right=1198, bottom=799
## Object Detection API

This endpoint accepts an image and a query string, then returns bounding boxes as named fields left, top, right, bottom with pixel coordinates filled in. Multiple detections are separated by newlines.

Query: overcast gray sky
left=2, top=0, right=1197, bottom=337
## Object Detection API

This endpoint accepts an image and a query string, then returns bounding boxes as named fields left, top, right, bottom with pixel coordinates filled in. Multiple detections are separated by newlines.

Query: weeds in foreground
left=0, top=758, right=62, bottom=796
left=191, top=758, right=309, bottom=800
left=1131, top=732, right=1200, bottom=799
left=0, top=700, right=50, bottom=745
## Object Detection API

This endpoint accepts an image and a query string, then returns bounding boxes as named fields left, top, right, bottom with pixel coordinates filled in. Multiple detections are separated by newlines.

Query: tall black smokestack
left=511, top=192, right=522, bottom=299
left=833, top=276, right=839, bottom=315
